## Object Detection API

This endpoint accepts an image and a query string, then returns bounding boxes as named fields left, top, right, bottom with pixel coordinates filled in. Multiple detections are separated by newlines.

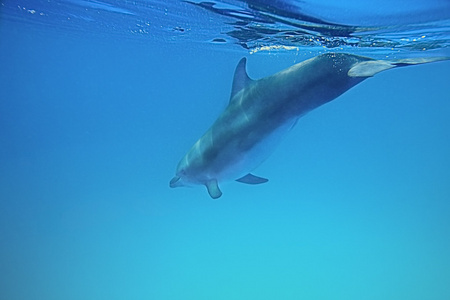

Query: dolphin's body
left=170, top=53, right=447, bottom=199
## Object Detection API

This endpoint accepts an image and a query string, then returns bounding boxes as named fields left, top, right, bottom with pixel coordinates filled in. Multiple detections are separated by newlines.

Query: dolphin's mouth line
left=169, top=176, right=181, bottom=188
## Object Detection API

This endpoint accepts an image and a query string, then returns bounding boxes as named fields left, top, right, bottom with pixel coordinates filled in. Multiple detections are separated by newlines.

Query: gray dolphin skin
left=170, top=52, right=448, bottom=199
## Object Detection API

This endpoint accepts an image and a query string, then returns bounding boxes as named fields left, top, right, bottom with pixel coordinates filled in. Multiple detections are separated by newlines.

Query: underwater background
left=1, top=0, right=450, bottom=299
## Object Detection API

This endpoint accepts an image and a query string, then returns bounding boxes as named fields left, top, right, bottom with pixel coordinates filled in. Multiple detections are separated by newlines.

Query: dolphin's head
left=169, top=154, right=203, bottom=188
left=169, top=167, right=191, bottom=188
left=169, top=170, right=222, bottom=199
left=169, top=175, right=183, bottom=188
left=169, top=153, right=223, bottom=199
left=170, top=164, right=191, bottom=188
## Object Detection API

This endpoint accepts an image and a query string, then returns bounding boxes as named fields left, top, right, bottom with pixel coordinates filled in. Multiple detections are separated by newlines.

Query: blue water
left=1, top=1, right=450, bottom=299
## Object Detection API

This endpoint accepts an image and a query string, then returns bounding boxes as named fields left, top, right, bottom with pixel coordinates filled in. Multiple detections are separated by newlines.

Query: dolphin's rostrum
left=170, top=53, right=447, bottom=199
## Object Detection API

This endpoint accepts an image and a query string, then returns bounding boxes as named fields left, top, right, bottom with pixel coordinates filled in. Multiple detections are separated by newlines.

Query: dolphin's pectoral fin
left=205, top=179, right=222, bottom=199
left=236, top=173, right=269, bottom=185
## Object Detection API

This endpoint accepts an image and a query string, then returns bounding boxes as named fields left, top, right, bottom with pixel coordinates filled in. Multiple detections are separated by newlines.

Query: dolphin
left=170, top=53, right=447, bottom=199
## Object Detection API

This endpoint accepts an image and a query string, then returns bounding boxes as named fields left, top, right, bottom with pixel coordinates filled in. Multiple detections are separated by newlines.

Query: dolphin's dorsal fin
left=236, top=173, right=268, bottom=185
left=205, top=179, right=222, bottom=199
left=230, top=57, right=252, bottom=100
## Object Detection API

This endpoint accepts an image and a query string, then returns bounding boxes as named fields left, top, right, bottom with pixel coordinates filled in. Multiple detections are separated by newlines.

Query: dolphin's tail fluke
left=348, top=56, right=449, bottom=78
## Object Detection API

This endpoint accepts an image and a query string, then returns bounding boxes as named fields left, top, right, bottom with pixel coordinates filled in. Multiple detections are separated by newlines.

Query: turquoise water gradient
left=1, top=22, right=450, bottom=299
